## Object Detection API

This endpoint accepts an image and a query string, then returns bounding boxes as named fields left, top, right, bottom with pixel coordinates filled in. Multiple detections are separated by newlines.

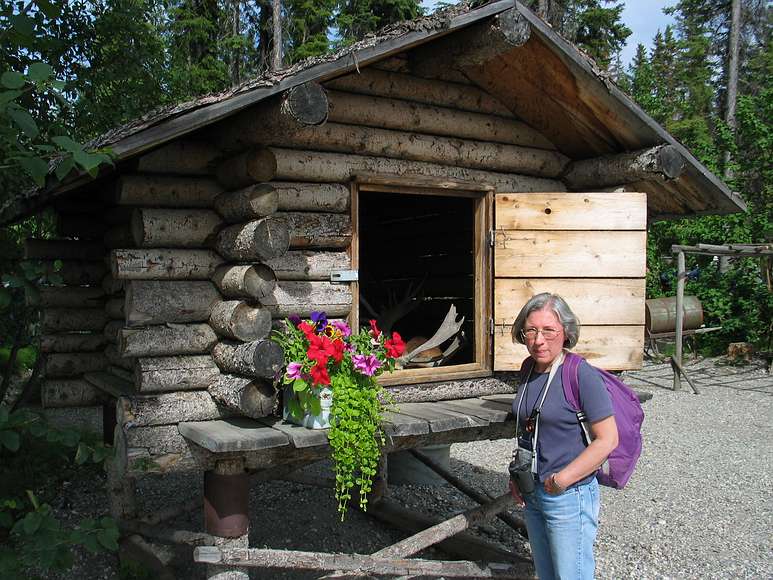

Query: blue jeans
left=522, top=477, right=600, bottom=580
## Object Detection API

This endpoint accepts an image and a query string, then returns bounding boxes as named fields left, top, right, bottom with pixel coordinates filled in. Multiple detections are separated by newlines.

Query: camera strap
left=514, top=351, right=565, bottom=474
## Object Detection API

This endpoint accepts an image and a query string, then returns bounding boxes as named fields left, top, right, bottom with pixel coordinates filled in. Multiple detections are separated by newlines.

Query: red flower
left=298, top=321, right=316, bottom=338
left=369, top=319, right=381, bottom=338
left=330, top=339, right=345, bottom=364
left=307, top=334, right=336, bottom=366
left=309, top=363, right=330, bottom=386
left=384, top=332, right=406, bottom=358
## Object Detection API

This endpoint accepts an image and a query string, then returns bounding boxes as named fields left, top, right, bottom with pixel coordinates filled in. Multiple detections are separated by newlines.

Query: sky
left=419, top=1, right=677, bottom=68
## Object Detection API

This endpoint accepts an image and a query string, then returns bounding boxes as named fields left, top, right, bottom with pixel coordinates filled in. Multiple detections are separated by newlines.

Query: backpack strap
left=561, top=351, right=594, bottom=446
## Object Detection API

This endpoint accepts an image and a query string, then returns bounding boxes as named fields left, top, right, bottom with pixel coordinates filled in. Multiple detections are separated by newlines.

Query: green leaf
left=51, top=135, right=82, bottom=154
left=34, top=0, right=61, bottom=19
left=0, top=71, right=25, bottom=90
left=74, top=442, right=89, bottom=464
left=21, top=511, right=42, bottom=535
left=18, top=156, right=48, bottom=186
left=310, top=397, right=322, bottom=416
left=0, top=288, right=10, bottom=310
left=0, top=430, right=20, bottom=452
left=27, top=62, right=53, bottom=82
left=9, top=108, right=39, bottom=139
left=292, top=378, right=308, bottom=393
left=0, top=90, right=22, bottom=106
left=10, top=14, right=35, bottom=36
left=51, top=79, right=66, bottom=91
left=0, top=511, right=13, bottom=528
left=96, top=527, right=119, bottom=551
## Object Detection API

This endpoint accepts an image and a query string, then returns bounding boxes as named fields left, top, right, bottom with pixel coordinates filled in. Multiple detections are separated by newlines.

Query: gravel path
left=50, top=357, right=772, bottom=579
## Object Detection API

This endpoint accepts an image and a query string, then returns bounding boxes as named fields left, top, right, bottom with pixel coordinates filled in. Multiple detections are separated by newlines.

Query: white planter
left=283, top=386, right=333, bottom=430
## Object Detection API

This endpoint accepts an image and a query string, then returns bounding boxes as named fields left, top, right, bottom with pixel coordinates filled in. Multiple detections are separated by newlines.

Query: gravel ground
left=49, top=357, right=772, bottom=579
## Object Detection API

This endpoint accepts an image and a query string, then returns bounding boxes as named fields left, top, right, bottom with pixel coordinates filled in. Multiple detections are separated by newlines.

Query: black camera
left=508, top=449, right=535, bottom=494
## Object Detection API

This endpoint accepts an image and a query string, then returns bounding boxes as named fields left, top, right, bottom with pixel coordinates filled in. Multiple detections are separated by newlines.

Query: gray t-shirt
left=513, top=359, right=614, bottom=486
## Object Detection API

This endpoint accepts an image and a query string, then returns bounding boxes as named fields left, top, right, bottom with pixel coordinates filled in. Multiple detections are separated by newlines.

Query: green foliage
left=336, top=0, right=423, bottom=44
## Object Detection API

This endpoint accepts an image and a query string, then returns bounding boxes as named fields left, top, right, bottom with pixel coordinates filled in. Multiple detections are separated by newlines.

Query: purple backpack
left=561, top=352, right=644, bottom=489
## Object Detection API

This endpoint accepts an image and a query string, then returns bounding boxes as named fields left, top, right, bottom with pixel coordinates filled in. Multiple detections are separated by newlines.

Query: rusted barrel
left=645, top=296, right=704, bottom=333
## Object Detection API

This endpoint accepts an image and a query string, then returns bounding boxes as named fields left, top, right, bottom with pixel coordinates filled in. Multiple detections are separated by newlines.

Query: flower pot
left=283, top=386, right=333, bottom=429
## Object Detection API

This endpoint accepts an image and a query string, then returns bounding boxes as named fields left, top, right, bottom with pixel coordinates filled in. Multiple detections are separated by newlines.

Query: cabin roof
left=0, top=0, right=745, bottom=225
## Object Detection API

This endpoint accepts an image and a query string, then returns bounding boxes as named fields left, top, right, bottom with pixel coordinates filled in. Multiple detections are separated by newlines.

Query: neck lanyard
left=514, top=351, right=565, bottom=474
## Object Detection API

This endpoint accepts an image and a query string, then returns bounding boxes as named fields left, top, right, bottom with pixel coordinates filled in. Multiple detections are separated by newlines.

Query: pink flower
left=352, top=354, right=382, bottom=377
left=330, top=320, right=351, bottom=337
left=286, top=362, right=303, bottom=380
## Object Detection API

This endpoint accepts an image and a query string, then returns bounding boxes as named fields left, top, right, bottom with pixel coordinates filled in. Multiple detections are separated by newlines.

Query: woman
left=508, top=293, right=618, bottom=580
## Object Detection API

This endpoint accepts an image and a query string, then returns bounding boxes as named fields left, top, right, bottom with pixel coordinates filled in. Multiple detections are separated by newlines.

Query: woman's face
left=523, top=307, right=565, bottom=372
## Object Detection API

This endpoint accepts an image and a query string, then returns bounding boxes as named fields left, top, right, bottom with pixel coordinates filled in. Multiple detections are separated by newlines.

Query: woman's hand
left=508, top=479, right=525, bottom=507
left=544, top=472, right=567, bottom=495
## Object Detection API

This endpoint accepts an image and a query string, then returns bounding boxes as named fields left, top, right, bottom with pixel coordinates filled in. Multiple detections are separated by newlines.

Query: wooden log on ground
left=39, top=261, right=107, bottom=285
left=34, top=286, right=104, bottom=308
left=211, top=340, right=284, bottom=379
left=40, top=333, right=107, bottom=353
left=135, top=141, right=219, bottom=175
left=119, top=324, right=218, bottom=358
left=208, top=374, right=276, bottom=419
left=118, top=390, right=231, bottom=428
left=104, top=320, right=123, bottom=344
left=273, top=182, right=350, bottom=213
left=105, top=297, right=125, bottom=320
left=242, top=148, right=563, bottom=192
left=56, top=214, right=108, bottom=239
left=105, top=343, right=135, bottom=371
left=261, top=281, right=352, bottom=318
left=209, top=301, right=272, bottom=341
left=111, top=249, right=224, bottom=280
left=42, top=379, right=108, bottom=408
left=212, top=264, right=277, bottom=300
left=252, top=122, right=568, bottom=177
left=25, top=239, right=104, bottom=260
left=327, top=89, right=548, bottom=148
left=45, top=352, right=107, bottom=378
left=135, top=355, right=221, bottom=393
left=279, top=212, right=352, bottom=249
left=125, top=280, right=220, bottom=327
left=563, top=145, right=685, bottom=189
left=263, top=251, right=350, bottom=281
left=214, top=184, right=280, bottom=222
left=114, top=174, right=223, bottom=207
left=41, top=308, right=108, bottom=332
left=130, top=208, right=222, bottom=248
left=215, top=217, right=290, bottom=261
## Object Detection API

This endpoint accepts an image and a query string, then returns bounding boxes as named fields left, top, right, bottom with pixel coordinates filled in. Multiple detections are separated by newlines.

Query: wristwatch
left=550, top=473, right=565, bottom=493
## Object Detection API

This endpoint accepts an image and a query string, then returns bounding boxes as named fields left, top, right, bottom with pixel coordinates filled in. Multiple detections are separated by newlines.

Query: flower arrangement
left=271, top=311, right=406, bottom=519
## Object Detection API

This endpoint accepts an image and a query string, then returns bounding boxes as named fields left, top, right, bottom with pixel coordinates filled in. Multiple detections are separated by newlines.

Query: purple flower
left=286, top=362, right=304, bottom=380
left=311, top=310, right=328, bottom=331
left=352, top=354, right=382, bottom=377
left=288, top=314, right=302, bottom=326
left=330, top=320, right=351, bottom=337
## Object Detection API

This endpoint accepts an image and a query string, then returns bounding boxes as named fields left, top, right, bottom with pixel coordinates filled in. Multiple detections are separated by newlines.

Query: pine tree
left=336, top=0, right=423, bottom=45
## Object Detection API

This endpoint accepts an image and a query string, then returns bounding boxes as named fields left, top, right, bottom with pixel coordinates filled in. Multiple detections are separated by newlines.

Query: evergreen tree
left=285, top=0, right=336, bottom=63
left=336, top=0, right=423, bottom=44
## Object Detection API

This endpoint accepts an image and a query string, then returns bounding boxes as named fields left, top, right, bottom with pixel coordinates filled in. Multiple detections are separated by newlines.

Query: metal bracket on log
left=330, top=270, right=358, bottom=283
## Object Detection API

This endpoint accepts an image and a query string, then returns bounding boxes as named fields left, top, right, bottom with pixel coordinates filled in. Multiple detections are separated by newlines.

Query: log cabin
left=0, top=1, right=743, bottom=576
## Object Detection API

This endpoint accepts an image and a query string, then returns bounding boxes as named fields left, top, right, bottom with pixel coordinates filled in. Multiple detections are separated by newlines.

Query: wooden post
left=674, top=250, right=685, bottom=391
left=204, top=459, right=249, bottom=580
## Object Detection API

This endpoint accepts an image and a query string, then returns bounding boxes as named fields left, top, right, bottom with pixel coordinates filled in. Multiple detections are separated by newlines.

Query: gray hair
left=511, top=292, right=580, bottom=348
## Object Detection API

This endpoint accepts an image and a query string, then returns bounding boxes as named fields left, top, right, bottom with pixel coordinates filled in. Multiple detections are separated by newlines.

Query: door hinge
left=489, top=318, right=495, bottom=335
left=330, top=270, right=358, bottom=283
left=488, top=229, right=496, bottom=248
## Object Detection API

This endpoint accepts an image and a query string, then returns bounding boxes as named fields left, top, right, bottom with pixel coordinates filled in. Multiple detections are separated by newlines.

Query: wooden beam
left=562, top=145, right=685, bottom=189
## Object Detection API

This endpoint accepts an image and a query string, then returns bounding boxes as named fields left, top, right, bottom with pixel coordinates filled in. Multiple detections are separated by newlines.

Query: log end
left=254, top=217, right=291, bottom=261
left=658, top=145, right=685, bottom=180
left=251, top=340, right=285, bottom=379
left=285, top=82, right=329, bottom=126
left=244, top=264, right=277, bottom=299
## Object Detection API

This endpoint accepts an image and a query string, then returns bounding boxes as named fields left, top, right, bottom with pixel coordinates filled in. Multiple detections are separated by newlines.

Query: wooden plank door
left=493, top=192, right=647, bottom=371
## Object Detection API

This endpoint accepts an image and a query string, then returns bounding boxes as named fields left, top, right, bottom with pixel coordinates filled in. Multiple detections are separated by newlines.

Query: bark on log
left=41, top=308, right=108, bottom=332
left=42, top=379, right=108, bottom=407
left=111, top=249, right=224, bottom=280
left=324, top=68, right=514, bottom=117
left=211, top=340, right=284, bottom=379
left=135, top=355, right=221, bottom=393
left=109, top=365, right=134, bottom=383
left=34, top=286, right=104, bottom=308
left=212, top=264, right=277, bottom=300
left=263, top=251, right=350, bottom=281
left=25, top=239, right=104, bottom=260
left=562, top=145, right=686, bottom=189
left=135, top=141, right=219, bottom=175
left=118, top=390, right=230, bottom=428
left=40, top=333, right=107, bottom=353
left=104, top=224, right=134, bottom=249
left=130, top=208, right=222, bottom=248
left=279, top=212, right=352, bottom=249
left=327, top=90, right=551, bottom=148
left=446, top=8, right=531, bottom=69
left=56, top=214, right=108, bottom=239
left=102, top=274, right=124, bottom=296
left=243, top=148, right=563, bottom=192
left=45, top=352, right=107, bottom=378
left=260, top=281, right=352, bottom=318
left=39, top=261, right=107, bottom=286
left=114, top=175, right=223, bottom=207
left=125, top=280, right=220, bottom=327
left=272, top=182, right=350, bottom=213
left=209, top=301, right=272, bottom=341
left=105, top=343, right=135, bottom=371
left=251, top=122, right=568, bottom=177
left=105, top=297, right=125, bottom=320
left=104, top=320, right=123, bottom=344
left=215, top=217, right=290, bottom=261
left=119, top=323, right=218, bottom=358
left=214, top=184, right=279, bottom=222
left=216, top=149, right=278, bottom=190
left=208, top=374, right=276, bottom=419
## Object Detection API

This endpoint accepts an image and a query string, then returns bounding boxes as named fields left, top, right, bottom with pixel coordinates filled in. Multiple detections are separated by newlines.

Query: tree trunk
left=208, top=374, right=277, bottom=418
left=34, top=286, right=104, bottom=308
left=214, top=184, right=279, bottom=222
left=40, top=333, right=107, bottom=353
left=212, top=264, right=277, bottom=300
left=135, top=141, right=219, bottom=175
left=45, top=352, right=107, bottom=377
left=25, top=239, right=104, bottom=260
left=260, top=281, right=352, bottom=318
left=42, top=379, right=108, bottom=407
left=273, top=182, right=350, bottom=213
left=239, top=147, right=563, bottom=192
left=119, top=323, right=218, bottom=358
left=41, top=308, right=108, bottom=332
left=211, top=340, right=284, bottom=379
left=105, top=297, right=125, bottom=320
left=111, top=249, right=224, bottom=280
left=263, top=251, right=350, bottom=281
left=724, top=0, right=741, bottom=179
left=563, top=145, right=685, bottom=189
left=209, top=301, right=272, bottom=341
left=118, top=390, right=231, bottom=428
left=135, top=355, right=221, bottom=393
left=125, top=280, right=221, bottom=327
left=271, top=0, right=282, bottom=71
left=114, top=175, right=223, bottom=207
left=279, top=212, right=352, bottom=249
left=215, top=217, right=290, bottom=261
left=131, top=208, right=222, bottom=248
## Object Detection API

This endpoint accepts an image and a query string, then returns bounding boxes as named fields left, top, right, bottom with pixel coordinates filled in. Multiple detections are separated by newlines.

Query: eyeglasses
left=521, top=327, right=561, bottom=340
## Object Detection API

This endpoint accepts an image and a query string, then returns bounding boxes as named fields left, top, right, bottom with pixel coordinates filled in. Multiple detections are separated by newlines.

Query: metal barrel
left=645, top=295, right=704, bottom=333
